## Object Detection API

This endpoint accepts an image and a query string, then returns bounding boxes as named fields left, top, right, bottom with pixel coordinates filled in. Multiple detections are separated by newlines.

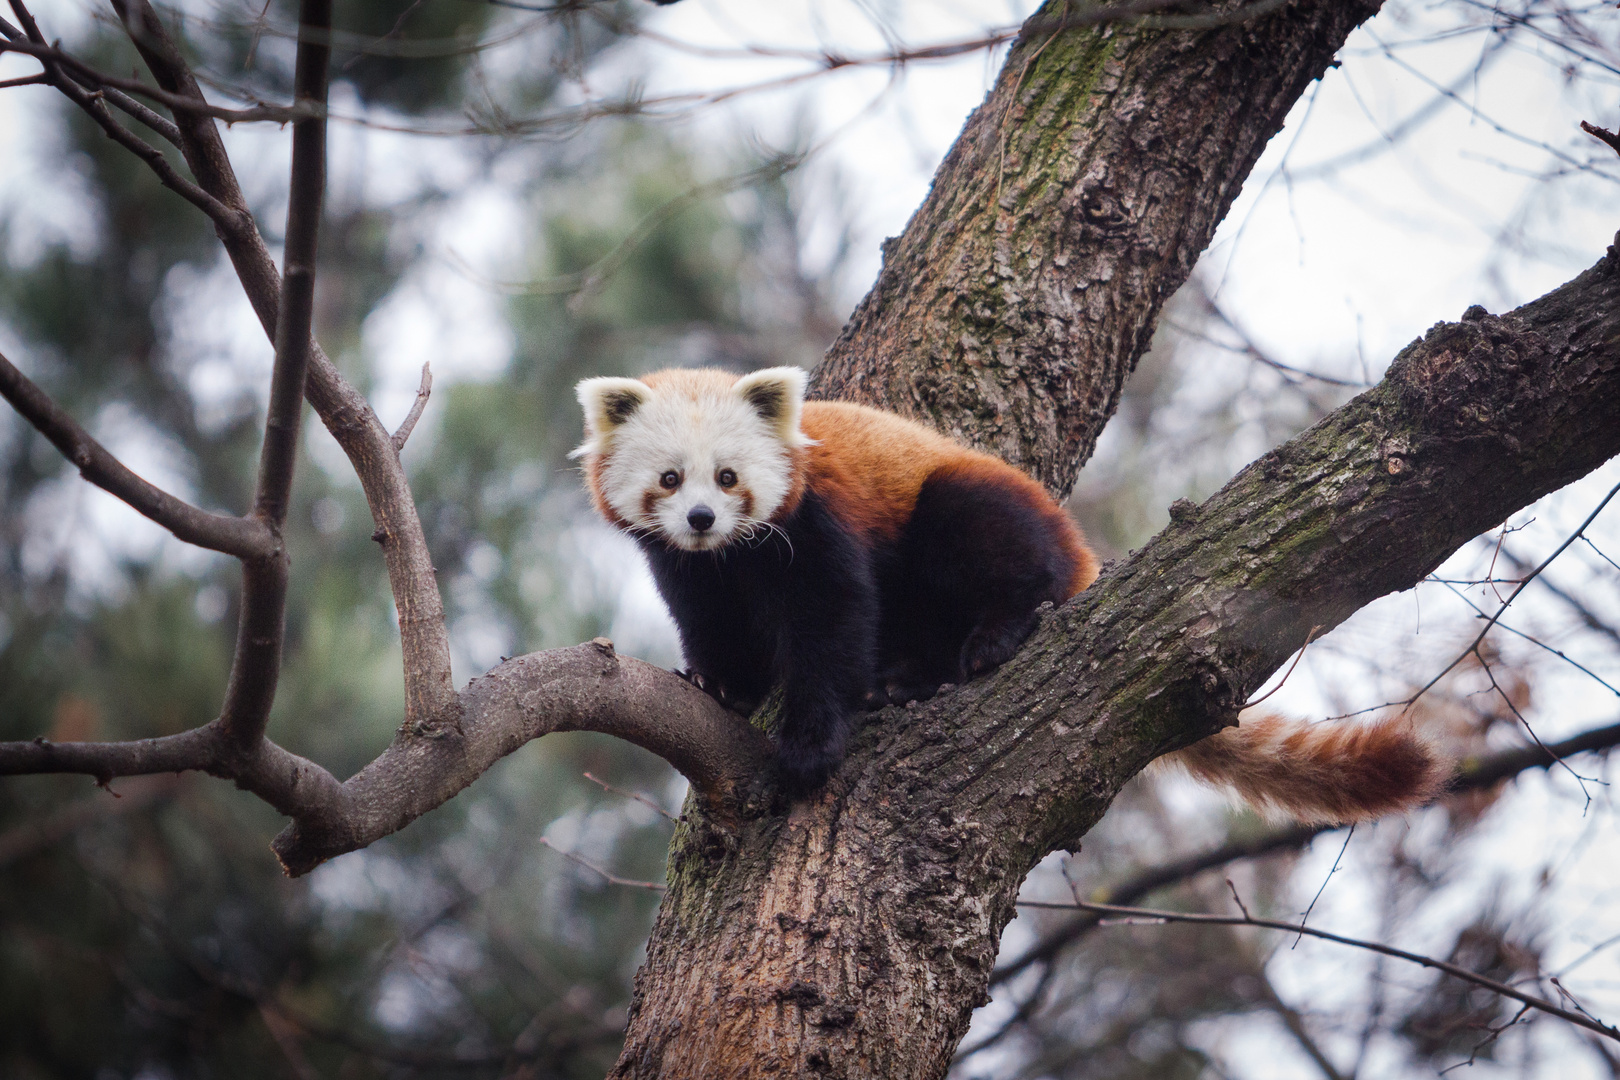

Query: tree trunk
left=608, top=2, right=1620, bottom=1074
left=812, top=0, right=1380, bottom=497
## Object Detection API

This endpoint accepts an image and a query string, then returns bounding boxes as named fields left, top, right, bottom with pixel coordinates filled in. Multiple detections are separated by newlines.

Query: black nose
left=687, top=505, right=716, bottom=532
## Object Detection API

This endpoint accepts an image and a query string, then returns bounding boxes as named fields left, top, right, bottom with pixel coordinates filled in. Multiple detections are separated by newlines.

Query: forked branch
left=108, top=0, right=457, bottom=729
left=0, top=0, right=779, bottom=880
left=0, top=642, right=773, bottom=876
left=0, top=34, right=305, bottom=124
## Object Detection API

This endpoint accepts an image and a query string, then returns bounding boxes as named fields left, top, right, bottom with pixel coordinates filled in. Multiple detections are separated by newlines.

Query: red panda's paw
left=876, top=681, right=945, bottom=707
left=674, top=669, right=759, bottom=716
left=959, top=612, right=1040, bottom=680
left=775, top=743, right=840, bottom=797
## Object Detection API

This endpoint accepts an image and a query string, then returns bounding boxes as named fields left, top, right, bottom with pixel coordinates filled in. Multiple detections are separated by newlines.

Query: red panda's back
left=799, top=402, right=1098, bottom=596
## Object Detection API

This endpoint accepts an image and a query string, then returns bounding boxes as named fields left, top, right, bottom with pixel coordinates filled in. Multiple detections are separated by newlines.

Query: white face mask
left=572, top=367, right=811, bottom=550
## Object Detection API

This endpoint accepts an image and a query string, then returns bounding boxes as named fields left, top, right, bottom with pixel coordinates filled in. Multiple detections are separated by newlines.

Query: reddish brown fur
left=789, top=403, right=1099, bottom=594
left=925, top=456, right=1099, bottom=597
left=586, top=455, right=631, bottom=531
left=1164, top=712, right=1446, bottom=824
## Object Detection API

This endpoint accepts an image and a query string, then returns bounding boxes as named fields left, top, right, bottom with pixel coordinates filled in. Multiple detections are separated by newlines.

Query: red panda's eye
left=659, top=470, right=681, bottom=490
left=717, top=468, right=738, bottom=489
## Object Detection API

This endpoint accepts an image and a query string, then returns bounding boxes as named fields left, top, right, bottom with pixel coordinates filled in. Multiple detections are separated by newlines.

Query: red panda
left=573, top=365, right=1442, bottom=816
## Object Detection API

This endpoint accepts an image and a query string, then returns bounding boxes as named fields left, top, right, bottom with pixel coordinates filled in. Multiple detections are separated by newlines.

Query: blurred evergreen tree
left=0, top=4, right=837, bottom=1076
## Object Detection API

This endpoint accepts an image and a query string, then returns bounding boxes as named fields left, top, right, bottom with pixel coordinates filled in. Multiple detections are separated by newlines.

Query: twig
left=1497, top=546, right=1620, bottom=650
left=390, top=363, right=432, bottom=452
left=1583, top=536, right=1620, bottom=575
left=1438, top=1002, right=1532, bottom=1074
left=0, top=37, right=306, bottom=123
left=1246, top=624, right=1323, bottom=707
left=1225, top=878, right=1251, bottom=919
left=538, top=836, right=665, bottom=892
left=991, top=717, right=1620, bottom=991
left=1407, top=478, right=1620, bottom=709
left=0, top=349, right=274, bottom=559
left=1294, top=824, right=1353, bottom=946
left=583, top=771, right=678, bottom=823
left=1013, top=896, right=1620, bottom=1044
left=1581, top=120, right=1620, bottom=159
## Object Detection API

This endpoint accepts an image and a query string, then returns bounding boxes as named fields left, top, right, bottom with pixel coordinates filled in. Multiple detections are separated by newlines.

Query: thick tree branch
left=618, top=237, right=1620, bottom=1076
left=0, top=348, right=274, bottom=559
left=953, top=254, right=1620, bottom=869
left=811, top=0, right=1382, bottom=497
left=270, top=641, right=774, bottom=874
left=0, top=643, right=772, bottom=876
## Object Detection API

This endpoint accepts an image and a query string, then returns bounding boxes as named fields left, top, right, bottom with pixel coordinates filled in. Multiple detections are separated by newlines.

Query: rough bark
left=812, top=0, right=1380, bottom=498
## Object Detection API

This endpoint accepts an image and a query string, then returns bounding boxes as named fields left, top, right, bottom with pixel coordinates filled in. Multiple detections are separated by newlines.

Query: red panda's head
left=571, top=367, right=811, bottom=551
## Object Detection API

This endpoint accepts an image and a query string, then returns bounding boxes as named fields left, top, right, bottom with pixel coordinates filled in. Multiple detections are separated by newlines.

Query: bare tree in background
left=2, top=0, right=1620, bottom=1076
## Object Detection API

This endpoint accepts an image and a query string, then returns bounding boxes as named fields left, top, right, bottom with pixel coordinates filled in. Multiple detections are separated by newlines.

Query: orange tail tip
left=1157, top=712, right=1447, bottom=824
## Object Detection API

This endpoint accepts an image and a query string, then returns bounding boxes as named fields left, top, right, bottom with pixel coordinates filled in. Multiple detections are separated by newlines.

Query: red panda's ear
left=733, top=367, right=809, bottom=448
left=572, top=377, right=652, bottom=458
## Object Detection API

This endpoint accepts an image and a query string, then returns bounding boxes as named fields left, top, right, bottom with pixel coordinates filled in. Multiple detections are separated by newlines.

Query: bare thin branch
left=94, top=84, right=184, bottom=146
left=390, top=362, right=431, bottom=452
left=3, top=2, right=183, bottom=144
left=0, top=349, right=274, bottom=559
left=1406, top=477, right=1620, bottom=709
left=1014, top=895, right=1620, bottom=1044
left=987, top=718, right=1620, bottom=994
left=1245, top=624, right=1323, bottom=707
left=539, top=836, right=666, bottom=891
left=583, top=770, right=679, bottom=823
left=1582, top=120, right=1620, bottom=159
left=0, top=36, right=304, bottom=123
left=216, top=0, right=333, bottom=750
